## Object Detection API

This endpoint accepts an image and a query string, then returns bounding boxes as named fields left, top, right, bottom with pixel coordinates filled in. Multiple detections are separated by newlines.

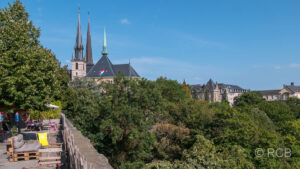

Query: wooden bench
left=7, top=135, right=41, bottom=162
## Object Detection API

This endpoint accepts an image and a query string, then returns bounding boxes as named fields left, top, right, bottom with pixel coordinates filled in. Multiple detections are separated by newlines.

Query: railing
left=61, top=113, right=113, bottom=169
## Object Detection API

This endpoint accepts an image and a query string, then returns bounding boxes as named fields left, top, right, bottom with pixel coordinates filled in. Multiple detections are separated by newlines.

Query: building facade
left=71, top=9, right=139, bottom=81
left=191, top=79, right=247, bottom=105
left=259, top=82, right=300, bottom=101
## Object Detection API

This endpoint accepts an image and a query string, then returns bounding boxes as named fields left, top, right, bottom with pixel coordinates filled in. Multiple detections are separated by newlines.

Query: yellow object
left=38, top=133, right=48, bottom=147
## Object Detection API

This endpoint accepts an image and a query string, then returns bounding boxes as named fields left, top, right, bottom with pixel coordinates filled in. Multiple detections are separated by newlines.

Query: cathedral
left=71, top=9, right=140, bottom=81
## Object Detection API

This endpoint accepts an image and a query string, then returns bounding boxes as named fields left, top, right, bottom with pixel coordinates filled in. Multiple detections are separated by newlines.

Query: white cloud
left=120, top=18, right=130, bottom=24
left=289, top=63, right=300, bottom=68
left=274, top=66, right=281, bottom=70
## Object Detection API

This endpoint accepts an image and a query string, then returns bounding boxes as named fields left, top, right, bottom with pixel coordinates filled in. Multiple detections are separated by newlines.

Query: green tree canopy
left=234, top=91, right=265, bottom=107
left=0, top=1, right=61, bottom=110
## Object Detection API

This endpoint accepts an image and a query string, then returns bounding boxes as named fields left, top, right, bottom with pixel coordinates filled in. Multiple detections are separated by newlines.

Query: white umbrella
left=45, top=104, right=59, bottom=109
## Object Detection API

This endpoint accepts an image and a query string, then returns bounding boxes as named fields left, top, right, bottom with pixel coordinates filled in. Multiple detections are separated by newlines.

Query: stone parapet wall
left=61, top=113, right=113, bottom=169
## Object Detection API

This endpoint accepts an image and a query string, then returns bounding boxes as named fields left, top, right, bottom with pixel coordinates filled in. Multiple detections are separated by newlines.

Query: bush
left=29, top=101, right=61, bottom=120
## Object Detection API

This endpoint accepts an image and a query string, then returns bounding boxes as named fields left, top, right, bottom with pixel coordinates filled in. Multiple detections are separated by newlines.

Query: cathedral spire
left=85, top=11, right=93, bottom=65
left=215, top=81, right=219, bottom=90
left=74, top=6, right=84, bottom=60
left=102, top=28, right=108, bottom=55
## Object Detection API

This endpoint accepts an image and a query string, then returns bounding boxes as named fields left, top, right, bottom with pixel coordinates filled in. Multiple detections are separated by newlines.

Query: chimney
left=291, top=82, right=294, bottom=86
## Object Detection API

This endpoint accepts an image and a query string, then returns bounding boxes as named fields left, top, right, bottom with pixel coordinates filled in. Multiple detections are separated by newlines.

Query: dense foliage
left=63, top=75, right=300, bottom=169
left=1, top=1, right=299, bottom=169
left=0, top=1, right=68, bottom=111
left=30, top=100, right=62, bottom=120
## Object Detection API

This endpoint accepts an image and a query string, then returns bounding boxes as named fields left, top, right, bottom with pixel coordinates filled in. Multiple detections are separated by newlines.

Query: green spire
left=102, top=28, right=108, bottom=55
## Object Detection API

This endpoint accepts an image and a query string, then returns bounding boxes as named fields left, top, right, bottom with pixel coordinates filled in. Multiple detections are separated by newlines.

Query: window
left=76, top=72, right=78, bottom=76
left=76, top=63, right=78, bottom=70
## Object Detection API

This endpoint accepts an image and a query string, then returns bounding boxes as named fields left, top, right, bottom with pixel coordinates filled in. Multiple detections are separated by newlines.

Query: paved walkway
left=0, top=119, right=65, bottom=169
left=0, top=143, right=38, bottom=169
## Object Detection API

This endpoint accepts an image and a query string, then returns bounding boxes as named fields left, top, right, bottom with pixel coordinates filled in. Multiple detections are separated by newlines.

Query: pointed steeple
left=215, top=81, right=219, bottom=90
left=129, top=59, right=131, bottom=77
left=102, top=28, right=108, bottom=55
left=74, top=6, right=84, bottom=60
left=85, top=12, right=93, bottom=65
left=207, top=78, right=215, bottom=90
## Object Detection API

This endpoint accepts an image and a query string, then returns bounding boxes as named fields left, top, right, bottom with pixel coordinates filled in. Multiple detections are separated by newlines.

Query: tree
left=204, top=89, right=209, bottom=101
left=234, top=91, right=265, bottom=107
left=286, top=97, right=300, bottom=119
left=191, top=88, right=198, bottom=99
left=97, top=75, right=163, bottom=168
left=181, top=81, right=191, bottom=98
left=222, top=89, right=228, bottom=102
left=68, top=76, right=102, bottom=98
left=156, top=77, right=190, bottom=103
left=151, top=123, right=191, bottom=160
left=53, top=65, right=70, bottom=100
left=0, top=1, right=60, bottom=110
left=258, top=101, right=296, bottom=126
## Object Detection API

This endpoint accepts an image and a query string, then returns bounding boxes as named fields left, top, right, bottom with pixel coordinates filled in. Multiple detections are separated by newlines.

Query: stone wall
left=61, top=113, right=113, bottom=169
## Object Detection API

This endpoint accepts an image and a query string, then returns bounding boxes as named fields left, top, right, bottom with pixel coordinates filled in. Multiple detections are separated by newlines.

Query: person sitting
left=26, top=121, right=34, bottom=131
left=34, top=121, right=40, bottom=131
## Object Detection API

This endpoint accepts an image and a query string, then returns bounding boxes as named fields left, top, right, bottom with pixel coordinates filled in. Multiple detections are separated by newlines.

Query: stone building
left=259, top=82, right=300, bottom=101
left=191, top=79, right=247, bottom=105
left=71, top=9, right=139, bottom=81
left=259, top=90, right=281, bottom=101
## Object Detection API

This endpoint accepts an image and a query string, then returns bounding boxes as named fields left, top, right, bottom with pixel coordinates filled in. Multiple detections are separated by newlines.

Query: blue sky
left=1, top=0, right=300, bottom=90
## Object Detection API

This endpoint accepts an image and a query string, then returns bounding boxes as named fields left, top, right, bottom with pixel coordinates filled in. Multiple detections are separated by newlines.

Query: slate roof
left=86, top=55, right=139, bottom=78
left=85, top=17, right=93, bottom=65
left=218, top=83, right=245, bottom=91
left=285, top=85, right=300, bottom=93
left=73, top=10, right=84, bottom=61
left=206, top=79, right=215, bottom=90
left=190, top=79, right=246, bottom=93
left=74, top=12, right=83, bottom=51
left=113, top=64, right=139, bottom=77
left=258, top=90, right=281, bottom=95
left=190, top=84, right=203, bottom=92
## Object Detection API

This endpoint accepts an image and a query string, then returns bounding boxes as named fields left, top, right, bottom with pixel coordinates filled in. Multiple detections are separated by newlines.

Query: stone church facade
left=191, top=79, right=247, bottom=105
left=70, top=9, right=139, bottom=81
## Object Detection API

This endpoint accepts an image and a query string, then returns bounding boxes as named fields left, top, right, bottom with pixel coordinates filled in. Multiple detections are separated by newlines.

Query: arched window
left=76, top=63, right=78, bottom=70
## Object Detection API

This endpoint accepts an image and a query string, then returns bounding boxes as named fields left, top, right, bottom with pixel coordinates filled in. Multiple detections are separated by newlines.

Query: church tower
left=71, top=7, right=86, bottom=80
left=213, top=82, right=221, bottom=102
left=85, top=12, right=93, bottom=73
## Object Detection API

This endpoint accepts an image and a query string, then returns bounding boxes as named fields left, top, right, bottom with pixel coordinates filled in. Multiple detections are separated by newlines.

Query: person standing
left=0, top=112, right=4, bottom=141
left=15, top=112, right=20, bottom=133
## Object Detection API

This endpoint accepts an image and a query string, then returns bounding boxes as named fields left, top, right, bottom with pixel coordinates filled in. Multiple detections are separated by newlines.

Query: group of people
left=0, top=112, right=25, bottom=141
left=25, top=120, right=42, bottom=131
left=0, top=111, right=43, bottom=142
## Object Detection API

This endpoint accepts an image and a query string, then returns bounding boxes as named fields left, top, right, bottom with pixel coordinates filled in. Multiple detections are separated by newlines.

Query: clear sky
left=1, top=0, right=300, bottom=90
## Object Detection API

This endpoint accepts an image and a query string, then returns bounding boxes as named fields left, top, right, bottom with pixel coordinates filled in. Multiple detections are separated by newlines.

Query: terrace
left=0, top=115, right=112, bottom=169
